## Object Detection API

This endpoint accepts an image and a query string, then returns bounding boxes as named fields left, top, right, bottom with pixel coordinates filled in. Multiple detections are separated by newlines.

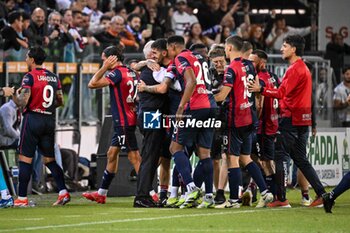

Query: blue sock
left=173, top=151, right=193, bottom=185
left=193, top=161, right=204, bottom=188
left=202, top=158, right=213, bottom=194
left=101, top=170, right=115, bottom=190
left=245, top=162, right=267, bottom=193
left=265, top=175, right=275, bottom=195
left=0, top=166, right=8, bottom=191
left=46, top=161, right=67, bottom=192
left=331, top=171, right=350, bottom=200
left=228, top=168, right=241, bottom=199
left=172, top=166, right=180, bottom=187
left=18, top=161, right=33, bottom=197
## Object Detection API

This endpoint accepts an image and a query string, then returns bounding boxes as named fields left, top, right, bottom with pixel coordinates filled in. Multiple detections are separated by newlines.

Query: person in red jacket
left=248, top=34, right=326, bottom=207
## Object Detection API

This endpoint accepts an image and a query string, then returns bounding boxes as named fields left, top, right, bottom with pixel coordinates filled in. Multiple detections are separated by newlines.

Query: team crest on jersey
left=179, top=61, right=189, bottom=69
left=127, top=72, right=136, bottom=78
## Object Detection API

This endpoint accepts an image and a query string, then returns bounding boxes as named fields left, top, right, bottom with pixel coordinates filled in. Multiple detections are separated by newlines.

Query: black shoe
left=158, top=196, right=168, bottom=207
left=133, top=197, right=157, bottom=208
left=322, top=193, right=334, bottom=213
left=214, top=189, right=226, bottom=205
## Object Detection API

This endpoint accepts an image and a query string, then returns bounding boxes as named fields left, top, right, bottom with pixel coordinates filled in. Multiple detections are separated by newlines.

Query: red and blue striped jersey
left=105, top=65, right=137, bottom=126
left=170, top=50, right=216, bottom=110
left=21, top=68, right=62, bottom=115
left=257, top=70, right=279, bottom=135
left=223, top=57, right=257, bottom=128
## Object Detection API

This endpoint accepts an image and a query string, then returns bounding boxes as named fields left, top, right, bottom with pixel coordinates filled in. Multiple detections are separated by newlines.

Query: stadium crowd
left=0, top=0, right=349, bottom=214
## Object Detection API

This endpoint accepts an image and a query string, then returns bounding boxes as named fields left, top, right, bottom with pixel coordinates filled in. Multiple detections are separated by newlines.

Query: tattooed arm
left=137, top=77, right=172, bottom=94
left=15, top=88, right=31, bottom=107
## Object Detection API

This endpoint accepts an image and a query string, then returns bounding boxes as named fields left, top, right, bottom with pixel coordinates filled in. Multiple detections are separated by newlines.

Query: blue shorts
left=224, top=125, right=253, bottom=156
left=172, top=108, right=217, bottom=149
left=19, top=112, right=55, bottom=158
left=256, top=134, right=276, bottom=161
left=111, top=125, right=138, bottom=152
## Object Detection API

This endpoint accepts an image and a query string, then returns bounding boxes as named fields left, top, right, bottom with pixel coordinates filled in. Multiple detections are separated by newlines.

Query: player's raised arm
left=88, top=55, right=118, bottom=89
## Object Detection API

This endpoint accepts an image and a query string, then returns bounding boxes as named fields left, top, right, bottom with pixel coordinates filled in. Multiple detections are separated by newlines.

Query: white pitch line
left=0, top=218, right=44, bottom=221
left=0, top=209, right=283, bottom=232
left=81, top=227, right=307, bottom=233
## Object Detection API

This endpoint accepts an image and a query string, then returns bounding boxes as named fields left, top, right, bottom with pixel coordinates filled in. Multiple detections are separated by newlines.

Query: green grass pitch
left=0, top=188, right=349, bottom=233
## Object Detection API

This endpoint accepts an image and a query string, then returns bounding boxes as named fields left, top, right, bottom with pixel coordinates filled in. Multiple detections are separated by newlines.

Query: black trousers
left=274, top=118, right=325, bottom=201
left=136, top=128, right=165, bottom=197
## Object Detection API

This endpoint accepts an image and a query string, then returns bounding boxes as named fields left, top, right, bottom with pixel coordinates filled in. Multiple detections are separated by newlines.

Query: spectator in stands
left=0, top=0, right=16, bottom=20
left=265, top=15, right=317, bottom=52
left=126, top=14, right=152, bottom=50
left=325, top=33, right=350, bottom=85
left=0, top=95, right=20, bottom=150
left=95, top=15, right=134, bottom=51
left=219, top=2, right=245, bottom=38
left=1, top=11, right=29, bottom=61
left=316, top=67, right=329, bottom=119
left=220, top=26, right=231, bottom=43
left=57, top=0, right=71, bottom=11
left=185, top=22, right=220, bottom=49
left=24, top=7, right=49, bottom=47
left=112, top=15, right=138, bottom=52
left=67, top=10, right=86, bottom=61
left=71, top=0, right=88, bottom=12
left=249, top=24, right=265, bottom=50
left=171, top=0, right=198, bottom=36
left=148, top=6, right=164, bottom=40
left=197, top=0, right=223, bottom=35
left=46, top=11, right=74, bottom=62
left=15, top=0, right=31, bottom=15
left=83, top=0, right=103, bottom=34
left=333, top=67, right=350, bottom=127
left=114, top=4, right=128, bottom=21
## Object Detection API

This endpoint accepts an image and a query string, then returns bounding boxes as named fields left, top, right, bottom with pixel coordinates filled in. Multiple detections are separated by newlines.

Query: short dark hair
left=225, top=35, right=243, bottom=51
left=252, top=49, right=268, bottom=60
left=189, top=43, right=207, bottom=52
left=167, top=35, right=185, bottom=46
left=22, top=12, right=30, bottom=21
left=241, top=41, right=253, bottom=53
left=72, top=10, right=82, bottom=18
left=283, top=34, right=305, bottom=56
left=127, top=14, right=140, bottom=23
left=28, top=46, right=47, bottom=65
left=103, top=45, right=124, bottom=61
left=114, top=4, right=126, bottom=14
left=151, top=38, right=167, bottom=51
left=343, top=66, right=350, bottom=74
left=8, top=11, right=22, bottom=24
left=100, top=15, right=111, bottom=23
left=209, top=45, right=225, bottom=58
left=275, top=15, right=285, bottom=22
